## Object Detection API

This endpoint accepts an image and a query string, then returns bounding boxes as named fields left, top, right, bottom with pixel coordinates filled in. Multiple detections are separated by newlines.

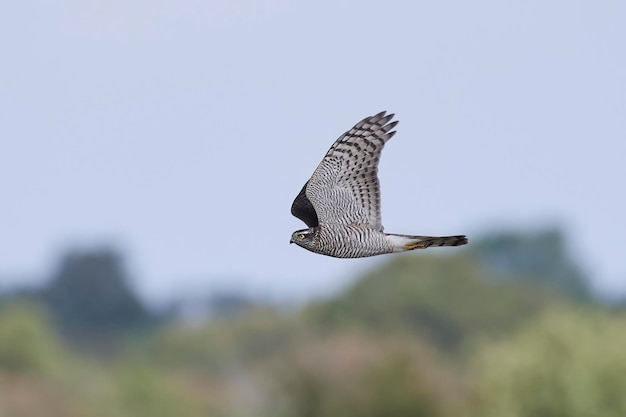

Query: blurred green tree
left=470, top=228, right=591, bottom=300
left=0, top=303, right=62, bottom=374
left=44, top=248, right=153, bottom=349
left=110, top=364, right=204, bottom=417
left=144, top=307, right=295, bottom=373
left=471, top=309, right=626, bottom=417
left=271, top=334, right=467, bottom=417
left=308, top=255, right=564, bottom=351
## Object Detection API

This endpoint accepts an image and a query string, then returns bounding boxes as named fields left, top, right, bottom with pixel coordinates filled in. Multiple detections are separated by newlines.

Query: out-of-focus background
left=1, top=1, right=625, bottom=416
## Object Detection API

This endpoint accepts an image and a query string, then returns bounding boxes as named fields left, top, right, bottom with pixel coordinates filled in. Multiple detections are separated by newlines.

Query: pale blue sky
left=1, top=1, right=624, bottom=304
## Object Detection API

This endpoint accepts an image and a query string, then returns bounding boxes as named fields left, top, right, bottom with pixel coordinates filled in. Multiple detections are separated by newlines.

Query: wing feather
left=304, top=111, right=397, bottom=231
left=291, top=181, right=319, bottom=227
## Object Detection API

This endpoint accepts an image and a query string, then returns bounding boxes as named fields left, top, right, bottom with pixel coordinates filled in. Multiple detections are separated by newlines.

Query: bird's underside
left=290, top=111, right=467, bottom=258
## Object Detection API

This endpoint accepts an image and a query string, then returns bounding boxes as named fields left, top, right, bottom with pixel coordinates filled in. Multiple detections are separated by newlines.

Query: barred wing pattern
left=303, top=111, right=398, bottom=231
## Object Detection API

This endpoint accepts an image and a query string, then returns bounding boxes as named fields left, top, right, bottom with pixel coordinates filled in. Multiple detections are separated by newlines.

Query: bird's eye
left=298, top=233, right=305, bottom=239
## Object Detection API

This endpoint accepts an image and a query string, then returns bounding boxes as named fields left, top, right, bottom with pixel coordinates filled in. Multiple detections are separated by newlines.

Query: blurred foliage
left=471, top=308, right=626, bottom=417
left=110, top=364, right=204, bottom=417
left=0, top=228, right=623, bottom=416
left=44, top=248, right=154, bottom=351
left=269, top=333, right=467, bottom=417
left=0, top=303, right=62, bottom=374
left=141, top=307, right=297, bottom=372
left=307, top=255, right=568, bottom=351
left=470, top=228, right=591, bottom=300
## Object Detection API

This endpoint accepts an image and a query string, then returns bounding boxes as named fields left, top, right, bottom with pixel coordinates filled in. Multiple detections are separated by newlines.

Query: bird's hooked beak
left=289, top=237, right=294, bottom=244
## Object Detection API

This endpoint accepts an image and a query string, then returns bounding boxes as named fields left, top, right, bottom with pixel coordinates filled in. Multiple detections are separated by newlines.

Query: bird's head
left=290, top=228, right=317, bottom=250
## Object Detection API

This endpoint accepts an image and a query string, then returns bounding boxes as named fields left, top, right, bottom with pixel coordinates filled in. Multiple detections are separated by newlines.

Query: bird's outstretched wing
left=297, top=111, right=397, bottom=231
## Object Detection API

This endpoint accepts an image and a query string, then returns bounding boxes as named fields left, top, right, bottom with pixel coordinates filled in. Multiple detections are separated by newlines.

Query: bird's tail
left=386, top=233, right=468, bottom=252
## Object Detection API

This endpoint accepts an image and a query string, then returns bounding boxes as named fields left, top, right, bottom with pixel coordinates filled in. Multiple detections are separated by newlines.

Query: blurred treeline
left=1, top=228, right=625, bottom=417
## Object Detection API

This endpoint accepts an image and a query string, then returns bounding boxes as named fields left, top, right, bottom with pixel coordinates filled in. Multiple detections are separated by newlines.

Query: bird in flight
left=290, top=111, right=467, bottom=258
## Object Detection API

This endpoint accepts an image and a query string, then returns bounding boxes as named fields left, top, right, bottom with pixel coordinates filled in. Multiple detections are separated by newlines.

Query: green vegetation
left=0, top=228, right=623, bottom=416
left=306, top=254, right=566, bottom=350
left=472, top=309, right=626, bottom=417
left=0, top=303, right=63, bottom=374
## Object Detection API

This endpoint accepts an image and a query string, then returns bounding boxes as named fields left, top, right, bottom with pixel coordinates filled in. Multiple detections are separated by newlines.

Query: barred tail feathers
left=386, top=234, right=468, bottom=252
